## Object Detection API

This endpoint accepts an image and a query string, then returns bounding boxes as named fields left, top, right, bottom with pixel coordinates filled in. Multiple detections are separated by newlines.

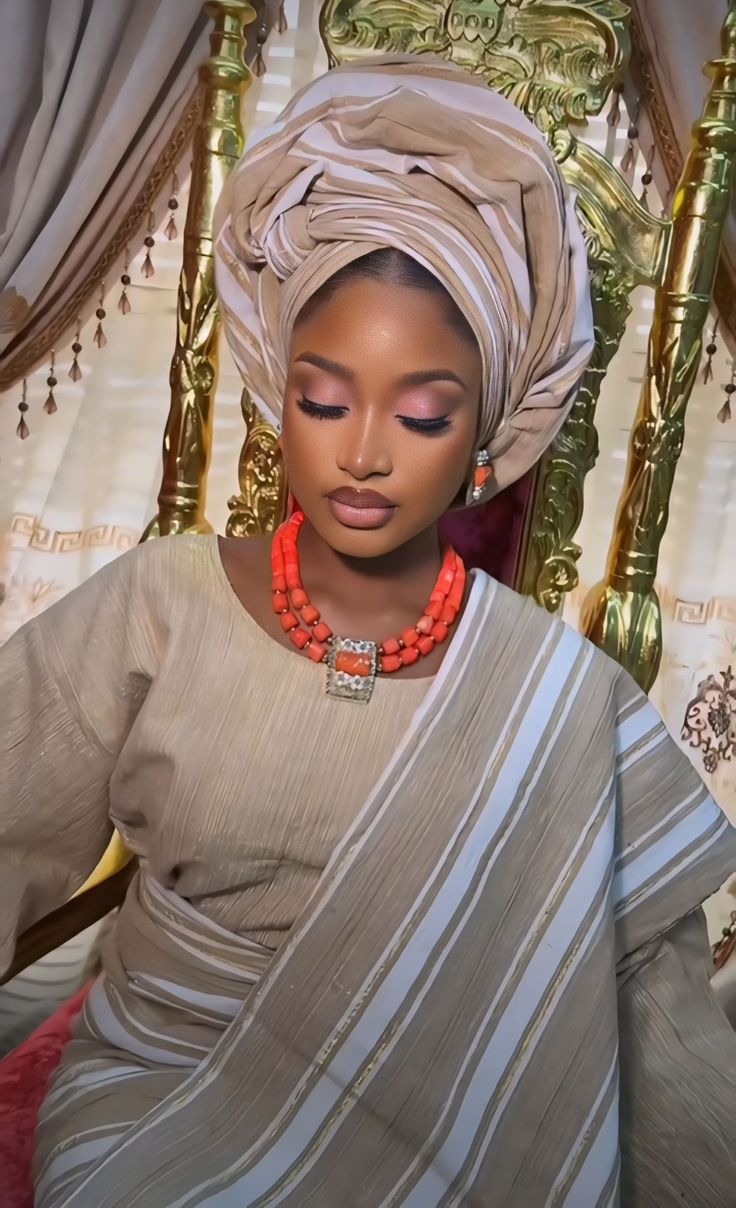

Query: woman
left=2, top=56, right=736, bottom=1207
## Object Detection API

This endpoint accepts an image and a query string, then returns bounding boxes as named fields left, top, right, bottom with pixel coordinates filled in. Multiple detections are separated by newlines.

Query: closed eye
left=298, top=397, right=452, bottom=435
left=297, top=397, right=347, bottom=420
left=398, top=415, right=453, bottom=434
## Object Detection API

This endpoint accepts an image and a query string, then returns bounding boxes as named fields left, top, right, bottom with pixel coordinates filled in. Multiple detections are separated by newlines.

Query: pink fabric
left=0, top=985, right=89, bottom=1208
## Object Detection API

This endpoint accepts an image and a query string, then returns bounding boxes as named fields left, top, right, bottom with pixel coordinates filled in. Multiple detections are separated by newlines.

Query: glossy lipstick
left=327, top=487, right=397, bottom=529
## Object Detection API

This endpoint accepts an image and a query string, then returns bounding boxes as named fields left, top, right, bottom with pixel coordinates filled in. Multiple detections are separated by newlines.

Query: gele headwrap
left=214, top=55, right=594, bottom=505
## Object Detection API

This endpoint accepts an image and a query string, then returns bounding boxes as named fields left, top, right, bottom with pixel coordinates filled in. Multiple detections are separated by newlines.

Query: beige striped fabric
left=214, top=56, right=594, bottom=504
left=1, top=536, right=735, bottom=1205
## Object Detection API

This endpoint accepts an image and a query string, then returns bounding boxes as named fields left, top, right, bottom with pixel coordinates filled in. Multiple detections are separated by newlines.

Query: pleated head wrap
left=214, top=55, right=594, bottom=505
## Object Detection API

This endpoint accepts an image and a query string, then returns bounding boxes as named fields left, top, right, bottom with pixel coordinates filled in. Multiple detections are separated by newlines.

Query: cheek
left=429, top=413, right=477, bottom=474
left=279, top=408, right=334, bottom=489
left=281, top=405, right=315, bottom=456
left=399, top=431, right=475, bottom=513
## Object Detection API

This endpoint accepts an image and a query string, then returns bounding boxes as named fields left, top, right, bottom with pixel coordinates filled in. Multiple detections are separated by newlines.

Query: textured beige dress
left=0, top=533, right=428, bottom=955
left=2, top=535, right=736, bottom=1207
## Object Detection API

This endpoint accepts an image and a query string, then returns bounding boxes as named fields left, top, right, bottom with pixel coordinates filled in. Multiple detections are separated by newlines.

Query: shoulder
left=479, top=572, right=619, bottom=692
left=0, top=536, right=218, bottom=694
left=38, top=534, right=223, bottom=647
left=125, top=532, right=271, bottom=588
left=102, top=533, right=222, bottom=604
left=473, top=579, right=736, bottom=951
left=119, top=532, right=213, bottom=577
left=123, top=533, right=278, bottom=642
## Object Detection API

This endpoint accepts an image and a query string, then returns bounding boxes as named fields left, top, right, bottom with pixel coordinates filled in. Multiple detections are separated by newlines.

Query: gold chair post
left=144, top=1, right=256, bottom=539
left=581, top=4, right=736, bottom=691
left=226, top=390, right=288, bottom=538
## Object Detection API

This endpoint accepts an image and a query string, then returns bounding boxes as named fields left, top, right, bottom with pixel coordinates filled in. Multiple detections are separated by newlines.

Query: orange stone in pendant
left=335, top=651, right=373, bottom=678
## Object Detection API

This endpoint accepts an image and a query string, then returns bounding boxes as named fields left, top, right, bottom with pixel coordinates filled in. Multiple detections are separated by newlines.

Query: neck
left=297, top=518, right=444, bottom=628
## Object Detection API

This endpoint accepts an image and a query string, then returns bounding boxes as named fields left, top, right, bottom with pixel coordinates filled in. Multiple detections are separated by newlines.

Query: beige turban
left=214, top=55, right=594, bottom=505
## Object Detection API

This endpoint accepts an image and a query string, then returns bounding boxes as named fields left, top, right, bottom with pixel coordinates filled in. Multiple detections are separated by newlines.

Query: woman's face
left=281, top=277, right=483, bottom=558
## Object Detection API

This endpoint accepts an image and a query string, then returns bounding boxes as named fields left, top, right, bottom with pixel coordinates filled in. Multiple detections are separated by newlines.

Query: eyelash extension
left=297, top=396, right=452, bottom=435
left=297, top=397, right=347, bottom=420
left=399, top=416, right=452, bottom=434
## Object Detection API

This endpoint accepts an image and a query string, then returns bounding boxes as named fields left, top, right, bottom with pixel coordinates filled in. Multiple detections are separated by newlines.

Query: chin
left=323, top=520, right=404, bottom=559
left=307, top=505, right=407, bottom=558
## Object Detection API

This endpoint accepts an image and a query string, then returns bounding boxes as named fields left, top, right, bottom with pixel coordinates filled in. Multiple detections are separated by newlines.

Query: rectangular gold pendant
left=324, top=636, right=378, bottom=704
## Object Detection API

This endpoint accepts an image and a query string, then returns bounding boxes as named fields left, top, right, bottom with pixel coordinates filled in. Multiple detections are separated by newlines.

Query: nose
left=336, top=411, right=393, bottom=481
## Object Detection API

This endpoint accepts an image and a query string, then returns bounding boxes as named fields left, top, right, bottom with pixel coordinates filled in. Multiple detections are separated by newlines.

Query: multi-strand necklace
left=271, top=510, right=466, bottom=702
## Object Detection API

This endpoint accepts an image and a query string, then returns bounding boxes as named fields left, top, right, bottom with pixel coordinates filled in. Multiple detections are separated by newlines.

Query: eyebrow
left=294, top=353, right=467, bottom=391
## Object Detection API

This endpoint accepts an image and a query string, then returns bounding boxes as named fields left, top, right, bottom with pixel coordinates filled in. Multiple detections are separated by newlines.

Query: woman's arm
left=618, top=908, right=736, bottom=1205
left=0, top=545, right=161, bottom=976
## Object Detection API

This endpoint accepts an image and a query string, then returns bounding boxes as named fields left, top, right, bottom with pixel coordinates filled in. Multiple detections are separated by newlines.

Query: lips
left=328, top=488, right=396, bottom=509
left=327, top=487, right=397, bottom=530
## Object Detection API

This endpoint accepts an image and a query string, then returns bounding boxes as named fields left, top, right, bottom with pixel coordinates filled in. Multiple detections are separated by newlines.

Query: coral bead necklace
left=271, top=509, right=466, bottom=702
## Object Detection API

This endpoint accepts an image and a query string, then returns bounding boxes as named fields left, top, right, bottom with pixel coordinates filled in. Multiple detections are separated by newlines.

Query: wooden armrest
left=1, top=861, right=136, bottom=987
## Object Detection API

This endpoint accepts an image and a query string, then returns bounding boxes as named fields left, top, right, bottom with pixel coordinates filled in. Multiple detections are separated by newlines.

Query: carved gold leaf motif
left=227, top=391, right=288, bottom=538
left=321, top=0, right=629, bottom=129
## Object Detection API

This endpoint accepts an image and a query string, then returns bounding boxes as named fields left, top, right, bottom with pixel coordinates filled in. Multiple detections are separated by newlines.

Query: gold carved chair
left=4, top=0, right=736, bottom=985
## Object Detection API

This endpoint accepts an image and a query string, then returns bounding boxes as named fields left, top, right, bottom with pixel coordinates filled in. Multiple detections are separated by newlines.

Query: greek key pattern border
left=5, top=513, right=137, bottom=555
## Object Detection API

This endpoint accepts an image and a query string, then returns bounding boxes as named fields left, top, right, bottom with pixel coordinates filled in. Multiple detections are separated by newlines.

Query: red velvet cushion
left=439, top=471, right=535, bottom=586
left=0, top=985, right=89, bottom=1208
